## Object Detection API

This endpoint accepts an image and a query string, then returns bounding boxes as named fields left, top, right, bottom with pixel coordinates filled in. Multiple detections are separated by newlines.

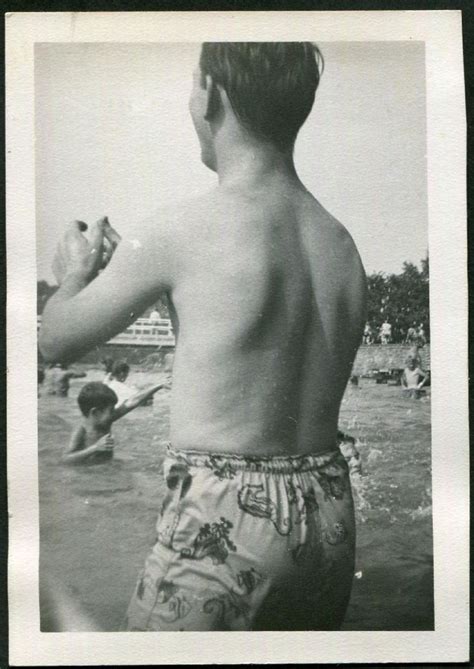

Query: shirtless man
left=39, top=42, right=367, bottom=631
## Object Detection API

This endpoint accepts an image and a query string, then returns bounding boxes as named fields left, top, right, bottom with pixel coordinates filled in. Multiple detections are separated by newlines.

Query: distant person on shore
left=43, top=363, right=86, bottom=397
left=401, top=354, right=427, bottom=399
left=149, top=307, right=161, bottom=322
left=104, top=361, right=138, bottom=406
left=405, top=323, right=417, bottom=344
left=62, top=381, right=167, bottom=465
left=363, top=323, right=373, bottom=345
left=417, top=323, right=426, bottom=346
left=380, top=319, right=392, bottom=345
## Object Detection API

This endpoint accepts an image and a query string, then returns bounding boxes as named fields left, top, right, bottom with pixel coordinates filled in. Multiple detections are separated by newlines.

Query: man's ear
left=204, top=75, right=221, bottom=122
left=89, top=407, right=99, bottom=418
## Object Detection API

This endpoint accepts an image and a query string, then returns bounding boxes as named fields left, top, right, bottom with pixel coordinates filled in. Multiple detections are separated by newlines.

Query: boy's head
left=406, top=355, right=417, bottom=370
left=77, top=382, right=118, bottom=428
left=111, top=361, right=130, bottom=382
left=191, top=42, right=323, bottom=169
left=102, top=356, right=114, bottom=374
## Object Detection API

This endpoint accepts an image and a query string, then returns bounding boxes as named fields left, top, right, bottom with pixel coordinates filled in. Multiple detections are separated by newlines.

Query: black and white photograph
left=7, top=10, right=468, bottom=665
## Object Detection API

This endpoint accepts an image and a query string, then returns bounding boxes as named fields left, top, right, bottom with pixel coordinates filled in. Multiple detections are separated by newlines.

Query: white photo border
left=6, top=10, right=468, bottom=665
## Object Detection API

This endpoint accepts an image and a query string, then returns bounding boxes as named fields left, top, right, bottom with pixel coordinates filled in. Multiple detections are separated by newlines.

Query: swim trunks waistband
left=166, top=443, right=343, bottom=474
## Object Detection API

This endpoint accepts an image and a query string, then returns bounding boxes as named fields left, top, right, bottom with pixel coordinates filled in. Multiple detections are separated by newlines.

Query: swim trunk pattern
left=125, top=446, right=355, bottom=631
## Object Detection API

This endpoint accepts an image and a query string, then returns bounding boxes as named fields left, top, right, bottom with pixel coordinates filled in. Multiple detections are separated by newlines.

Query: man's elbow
left=38, top=327, right=74, bottom=365
left=38, top=328, right=59, bottom=363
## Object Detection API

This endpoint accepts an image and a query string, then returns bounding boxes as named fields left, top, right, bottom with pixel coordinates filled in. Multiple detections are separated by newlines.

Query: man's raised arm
left=39, top=216, right=172, bottom=363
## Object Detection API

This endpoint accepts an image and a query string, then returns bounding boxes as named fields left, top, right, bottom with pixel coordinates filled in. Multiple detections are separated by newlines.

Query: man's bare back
left=40, top=182, right=365, bottom=459
left=165, top=178, right=366, bottom=456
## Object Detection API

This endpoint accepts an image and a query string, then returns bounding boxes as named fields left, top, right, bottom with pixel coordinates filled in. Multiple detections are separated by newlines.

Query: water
left=38, top=369, right=433, bottom=631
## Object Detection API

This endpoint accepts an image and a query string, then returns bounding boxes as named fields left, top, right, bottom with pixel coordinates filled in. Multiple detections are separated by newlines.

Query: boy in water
left=401, top=354, right=428, bottom=399
left=101, top=356, right=115, bottom=384
left=43, top=362, right=86, bottom=397
left=63, top=380, right=166, bottom=465
left=104, top=361, right=138, bottom=406
left=337, top=430, right=362, bottom=477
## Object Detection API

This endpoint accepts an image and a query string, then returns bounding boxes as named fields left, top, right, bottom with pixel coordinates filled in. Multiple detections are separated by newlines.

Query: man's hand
left=100, top=218, right=122, bottom=270
left=52, top=217, right=122, bottom=286
left=39, top=209, right=170, bottom=364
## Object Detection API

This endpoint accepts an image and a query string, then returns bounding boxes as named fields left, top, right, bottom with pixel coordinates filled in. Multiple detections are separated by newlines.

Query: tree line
left=38, top=255, right=429, bottom=343
left=366, top=255, right=429, bottom=343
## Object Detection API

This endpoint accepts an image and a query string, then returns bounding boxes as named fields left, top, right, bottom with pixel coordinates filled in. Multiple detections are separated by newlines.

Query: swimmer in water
left=103, top=361, right=137, bottom=406
left=62, top=380, right=167, bottom=465
left=101, top=355, right=115, bottom=384
left=401, top=355, right=428, bottom=398
left=337, top=429, right=362, bottom=477
left=43, top=362, right=86, bottom=397
left=40, top=43, right=367, bottom=630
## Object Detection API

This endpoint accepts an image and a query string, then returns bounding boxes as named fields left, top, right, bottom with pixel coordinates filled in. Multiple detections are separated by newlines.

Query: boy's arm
left=39, top=215, right=174, bottom=364
left=69, top=371, right=87, bottom=379
left=65, top=426, right=87, bottom=453
left=112, top=382, right=166, bottom=420
left=62, top=427, right=113, bottom=465
left=401, top=370, right=408, bottom=387
left=62, top=426, right=91, bottom=464
left=417, top=369, right=427, bottom=388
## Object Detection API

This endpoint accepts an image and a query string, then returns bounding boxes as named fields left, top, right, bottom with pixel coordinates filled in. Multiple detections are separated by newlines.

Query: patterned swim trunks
left=125, top=445, right=355, bottom=631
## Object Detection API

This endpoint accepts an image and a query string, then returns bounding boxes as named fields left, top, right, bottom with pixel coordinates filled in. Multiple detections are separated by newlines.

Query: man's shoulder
left=132, top=190, right=221, bottom=243
left=311, top=199, right=356, bottom=247
left=160, top=189, right=220, bottom=220
left=304, top=198, right=364, bottom=269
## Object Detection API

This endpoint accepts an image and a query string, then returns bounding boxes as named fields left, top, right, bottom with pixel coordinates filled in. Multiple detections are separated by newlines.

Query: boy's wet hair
left=112, top=360, right=130, bottom=378
left=77, top=382, right=118, bottom=417
left=199, top=42, right=324, bottom=149
left=112, top=360, right=130, bottom=376
left=102, top=356, right=114, bottom=374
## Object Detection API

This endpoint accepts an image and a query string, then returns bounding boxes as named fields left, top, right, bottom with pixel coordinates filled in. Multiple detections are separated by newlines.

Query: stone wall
left=72, top=344, right=172, bottom=367
left=50, top=341, right=430, bottom=375
left=352, top=344, right=430, bottom=376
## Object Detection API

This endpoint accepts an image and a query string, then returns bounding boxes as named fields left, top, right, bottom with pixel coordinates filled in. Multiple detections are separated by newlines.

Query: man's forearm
left=39, top=273, right=90, bottom=362
left=53, top=272, right=90, bottom=300
left=40, top=219, right=168, bottom=364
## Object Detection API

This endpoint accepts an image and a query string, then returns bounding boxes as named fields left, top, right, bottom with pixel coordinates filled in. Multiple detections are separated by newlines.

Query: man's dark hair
left=199, top=42, right=324, bottom=149
left=77, top=382, right=118, bottom=417
left=111, top=361, right=130, bottom=378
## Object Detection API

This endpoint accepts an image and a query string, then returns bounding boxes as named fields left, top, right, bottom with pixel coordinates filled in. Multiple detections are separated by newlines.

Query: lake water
left=38, top=368, right=433, bottom=631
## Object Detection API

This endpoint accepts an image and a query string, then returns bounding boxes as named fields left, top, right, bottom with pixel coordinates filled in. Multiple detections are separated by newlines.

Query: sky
left=35, top=41, right=427, bottom=283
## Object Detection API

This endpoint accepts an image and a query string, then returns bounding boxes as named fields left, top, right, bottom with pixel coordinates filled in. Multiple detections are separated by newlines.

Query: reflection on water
left=38, top=370, right=433, bottom=631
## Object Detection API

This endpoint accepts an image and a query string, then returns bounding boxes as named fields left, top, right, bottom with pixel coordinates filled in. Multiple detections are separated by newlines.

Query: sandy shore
left=38, top=368, right=433, bottom=631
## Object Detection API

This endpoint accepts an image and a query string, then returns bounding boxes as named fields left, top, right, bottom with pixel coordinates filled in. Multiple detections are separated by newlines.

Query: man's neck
left=214, top=135, right=299, bottom=190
